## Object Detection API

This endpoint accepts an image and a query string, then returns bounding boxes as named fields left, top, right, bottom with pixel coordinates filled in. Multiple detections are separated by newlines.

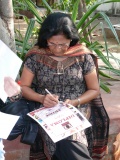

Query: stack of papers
left=0, top=40, right=22, bottom=102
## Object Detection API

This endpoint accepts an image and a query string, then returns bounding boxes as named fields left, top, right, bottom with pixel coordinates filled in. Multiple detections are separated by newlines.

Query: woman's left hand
left=64, top=99, right=78, bottom=107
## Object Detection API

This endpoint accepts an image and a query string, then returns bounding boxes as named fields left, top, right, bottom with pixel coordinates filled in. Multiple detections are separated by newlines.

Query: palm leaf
left=42, top=0, right=53, bottom=13
left=80, top=13, right=100, bottom=34
left=103, top=67, right=120, bottom=76
left=99, top=12, right=120, bottom=43
left=71, top=0, right=80, bottom=22
left=23, top=0, right=43, bottom=23
left=99, top=70, right=120, bottom=80
left=20, top=18, right=35, bottom=59
left=76, top=0, right=120, bottom=29
left=94, top=49, right=113, bottom=68
left=100, top=80, right=111, bottom=93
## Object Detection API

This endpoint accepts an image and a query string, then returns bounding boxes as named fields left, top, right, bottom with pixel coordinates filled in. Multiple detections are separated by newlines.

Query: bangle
left=9, top=90, right=22, bottom=102
left=9, top=81, right=22, bottom=102
left=77, top=98, right=81, bottom=108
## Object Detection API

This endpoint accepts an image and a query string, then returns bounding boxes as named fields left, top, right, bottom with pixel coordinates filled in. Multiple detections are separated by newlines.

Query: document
left=28, top=102, right=91, bottom=143
left=0, top=112, right=19, bottom=139
left=0, top=40, right=22, bottom=102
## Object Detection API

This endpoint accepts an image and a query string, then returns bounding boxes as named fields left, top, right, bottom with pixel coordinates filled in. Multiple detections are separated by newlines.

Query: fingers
left=64, top=99, right=76, bottom=107
left=43, top=94, right=59, bottom=108
left=64, top=99, right=71, bottom=105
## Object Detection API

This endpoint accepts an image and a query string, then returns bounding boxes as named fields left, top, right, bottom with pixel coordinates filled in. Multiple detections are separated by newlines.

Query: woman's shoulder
left=25, top=53, right=37, bottom=62
left=75, top=53, right=93, bottom=62
left=26, top=46, right=51, bottom=56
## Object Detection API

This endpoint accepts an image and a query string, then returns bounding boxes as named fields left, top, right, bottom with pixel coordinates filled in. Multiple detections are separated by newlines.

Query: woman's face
left=47, top=34, right=71, bottom=56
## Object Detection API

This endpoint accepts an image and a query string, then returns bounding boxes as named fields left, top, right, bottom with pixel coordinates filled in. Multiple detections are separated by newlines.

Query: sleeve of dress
left=24, top=54, right=37, bottom=74
left=83, top=54, right=96, bottom=75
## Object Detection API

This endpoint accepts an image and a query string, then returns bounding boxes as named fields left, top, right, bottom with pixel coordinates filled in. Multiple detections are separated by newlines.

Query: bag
left=1, top=98, right=39, bottom=145
left=0, top=99, right=6, bottom=110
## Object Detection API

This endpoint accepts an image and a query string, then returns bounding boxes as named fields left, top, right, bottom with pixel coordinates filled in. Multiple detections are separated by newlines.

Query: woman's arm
left=78, top=69, right=100, bottom=104
left=64, top=69, right=100, bottom=107
left=20, top=66, right=44, bottom=103
left=20, top=66, right=59, bottom=107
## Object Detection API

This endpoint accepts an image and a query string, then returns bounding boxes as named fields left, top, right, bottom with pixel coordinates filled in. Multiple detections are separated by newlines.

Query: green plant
left=52, top=0, right=75, bottom=12
left=14, top=0, right=120, bottom=93
left=12, top=0, right=29, bottom=17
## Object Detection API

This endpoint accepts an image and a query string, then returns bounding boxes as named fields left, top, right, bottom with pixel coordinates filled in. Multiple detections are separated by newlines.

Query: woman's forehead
left=48, top=34, right=70, bottom=42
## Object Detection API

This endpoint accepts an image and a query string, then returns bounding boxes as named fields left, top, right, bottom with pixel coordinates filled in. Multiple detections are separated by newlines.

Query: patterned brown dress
left=24, top=53, right=95, bottom=159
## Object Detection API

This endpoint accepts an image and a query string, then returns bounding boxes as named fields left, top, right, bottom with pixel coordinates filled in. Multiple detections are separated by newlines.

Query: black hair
left=36, top=12, right=80, bottom=48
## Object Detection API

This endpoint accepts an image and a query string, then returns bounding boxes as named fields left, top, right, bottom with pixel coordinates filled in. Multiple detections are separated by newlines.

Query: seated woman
left=4, top=12, right=109, bottom=160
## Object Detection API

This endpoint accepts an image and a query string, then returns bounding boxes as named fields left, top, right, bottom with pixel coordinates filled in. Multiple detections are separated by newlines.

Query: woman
left=5, top=12, right=109, bottom=160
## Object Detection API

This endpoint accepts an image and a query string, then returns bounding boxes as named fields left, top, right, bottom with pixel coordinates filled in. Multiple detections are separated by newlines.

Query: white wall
left=96, top=2, right=120, bottom=13
left=96, top=3, right=112, bottom=11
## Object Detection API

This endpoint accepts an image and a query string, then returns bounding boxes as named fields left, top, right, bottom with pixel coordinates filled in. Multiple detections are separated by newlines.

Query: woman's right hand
left=43, top=94, right=59, bottom=108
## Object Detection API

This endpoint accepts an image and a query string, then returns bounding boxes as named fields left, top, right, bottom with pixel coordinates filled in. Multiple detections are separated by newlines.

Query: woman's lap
left=30, top=126, right=92, bottom=160
left=52, top=139, right=92, bottom=160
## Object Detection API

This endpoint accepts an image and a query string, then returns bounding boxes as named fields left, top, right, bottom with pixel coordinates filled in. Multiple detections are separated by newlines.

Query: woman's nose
left=55, top=46, right=62, bottom=52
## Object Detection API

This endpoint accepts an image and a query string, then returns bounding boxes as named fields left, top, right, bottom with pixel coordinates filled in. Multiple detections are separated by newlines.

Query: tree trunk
left=0, top=0, right=16, bottom=52
left=78, top=0, right=92, bottom=43
left=47, top=0, right=55, bottom=5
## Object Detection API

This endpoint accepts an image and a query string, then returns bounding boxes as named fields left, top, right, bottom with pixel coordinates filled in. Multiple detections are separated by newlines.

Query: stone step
left=3, top=136, right=30, bottom=160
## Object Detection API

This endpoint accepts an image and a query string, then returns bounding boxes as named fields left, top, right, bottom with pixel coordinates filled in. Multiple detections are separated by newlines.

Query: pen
left=45, top=88, right=60, bottom=103
left=45, top=88, right=54, bottom=98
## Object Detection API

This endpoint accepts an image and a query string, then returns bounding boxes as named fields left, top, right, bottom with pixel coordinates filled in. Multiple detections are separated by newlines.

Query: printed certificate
left=28, top=102, right=91, bottom=143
